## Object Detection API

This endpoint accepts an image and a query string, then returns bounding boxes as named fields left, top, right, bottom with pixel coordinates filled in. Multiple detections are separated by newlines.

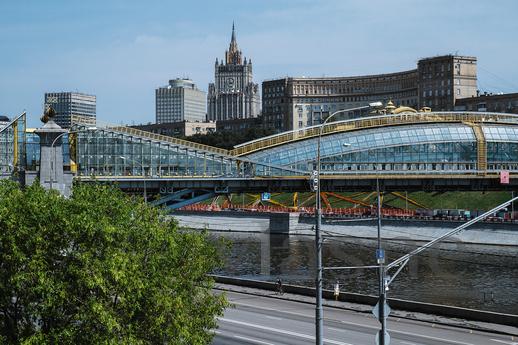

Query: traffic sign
left=376, top=249, right=385, bottom=260
left=261, top=192, right=271, bottom=201
left=375, top=330, right=391, bottom=345
left=372, top=301, right=391, bottom=320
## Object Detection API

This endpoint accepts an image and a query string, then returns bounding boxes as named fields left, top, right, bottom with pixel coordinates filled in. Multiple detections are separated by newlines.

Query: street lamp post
left=50, top=127, right=96, bottom=191
left=119, top=156, right=147, bottom=202
left=376, top=178, right=387, bottom=345
left=314, top=101, right=382, bottom=345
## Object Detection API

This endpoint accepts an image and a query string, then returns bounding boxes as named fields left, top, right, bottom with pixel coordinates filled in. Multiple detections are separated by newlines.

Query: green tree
left=180, top=127, right=275, bottom=150
left=0, top=180, right=227, bottom=344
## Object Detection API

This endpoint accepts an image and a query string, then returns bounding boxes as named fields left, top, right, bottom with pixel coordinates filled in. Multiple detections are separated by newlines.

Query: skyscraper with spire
left=207, top=23, right=260, bottom=121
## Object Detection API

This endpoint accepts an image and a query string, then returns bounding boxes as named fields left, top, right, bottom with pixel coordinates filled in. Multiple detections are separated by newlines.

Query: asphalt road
left=212, top=290, right=517, bottom=345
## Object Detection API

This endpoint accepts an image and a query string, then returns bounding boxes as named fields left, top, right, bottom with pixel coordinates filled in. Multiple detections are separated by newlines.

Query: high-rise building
left=44, top=92, right=96, bottom=128
left=418, top=55, right=477, bottom=110
left=155, top=78, right=206, bottom=124
left=262, top=54, right=477, bottom=133
left=0, top=115, right=9, bottom=129
left=207, top=23, right=260, bottom=121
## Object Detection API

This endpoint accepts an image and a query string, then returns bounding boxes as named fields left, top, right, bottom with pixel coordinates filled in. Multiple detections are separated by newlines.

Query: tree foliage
left=0, top=180, right=227, bottom=344
left=180, top=127, right=275, bottom=150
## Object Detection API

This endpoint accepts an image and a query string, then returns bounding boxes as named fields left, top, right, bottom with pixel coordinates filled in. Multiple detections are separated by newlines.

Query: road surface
left=212, top=290, right=517, bottom=345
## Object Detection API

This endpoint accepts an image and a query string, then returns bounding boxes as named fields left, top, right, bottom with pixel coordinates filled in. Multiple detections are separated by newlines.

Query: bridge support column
left=269, top=212, right=300, bottom=234
left=25, top=120, right=73, bottom=197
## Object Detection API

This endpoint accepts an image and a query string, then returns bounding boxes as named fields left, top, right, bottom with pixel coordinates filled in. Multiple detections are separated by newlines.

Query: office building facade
left=156, top=78, right=206, bottom=124
left=418, top=55, right=477, bottom=110
left=262, top=55, right=477, bottom=133
left=131, top=121, right=215, bottom=137
left=207, top=24, right=260, bottom=121
left=44, top=92, right=96, bottom=128
left=455, top=92, right=518, bottom=114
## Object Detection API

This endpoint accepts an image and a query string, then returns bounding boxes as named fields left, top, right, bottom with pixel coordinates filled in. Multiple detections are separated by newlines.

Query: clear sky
left=1, top=0, right=518, bottom=127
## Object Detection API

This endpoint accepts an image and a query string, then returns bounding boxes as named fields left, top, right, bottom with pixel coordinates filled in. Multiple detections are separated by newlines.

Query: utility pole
left=313, top=102, right=383, bottom=345
left=376, top=179, right=388, bottom=345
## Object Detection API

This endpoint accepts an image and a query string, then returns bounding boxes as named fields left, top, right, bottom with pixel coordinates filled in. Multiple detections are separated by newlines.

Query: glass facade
left=0, top=113, right=26, bottom=175
left=72, top=125, right=295, bottom=177
left=246, top=123, right=518, bottom=175
left=10, top=114, right=518, bottom=178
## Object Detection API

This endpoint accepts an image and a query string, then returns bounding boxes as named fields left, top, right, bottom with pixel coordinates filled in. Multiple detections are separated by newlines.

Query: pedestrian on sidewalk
left=276, top=277, right=283, bottom=295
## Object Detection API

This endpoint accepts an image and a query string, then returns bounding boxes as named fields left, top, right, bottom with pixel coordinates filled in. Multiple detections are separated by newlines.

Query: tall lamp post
left=314, top=101, right=382, bottom=345
left=50, top=127, right=96, bottom=191
left=119, top=156, right=147, bottom=202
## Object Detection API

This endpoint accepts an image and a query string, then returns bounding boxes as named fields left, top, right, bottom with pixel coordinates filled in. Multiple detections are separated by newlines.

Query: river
left=211, top=231, right=518, bottom=315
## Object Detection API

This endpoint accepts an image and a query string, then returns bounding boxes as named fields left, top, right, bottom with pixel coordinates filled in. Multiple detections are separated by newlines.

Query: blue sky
left=1, top=0, right=518, bottom=127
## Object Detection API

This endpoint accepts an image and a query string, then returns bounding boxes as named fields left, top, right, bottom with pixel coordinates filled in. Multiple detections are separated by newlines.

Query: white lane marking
left=327, top=326, right=347, bottom=332
left=219, top=317, right=354, bottom=345
left=233, top=300, right=378, bottom=330
left=231, top=298, right=480, bottom=345
left=392, top=329, right=474, bottom=345
left=234, top=335, right=276, bottom=345
left=490, top=339, right=518, bottom=345
left=264, top=315, right=282, bottom=321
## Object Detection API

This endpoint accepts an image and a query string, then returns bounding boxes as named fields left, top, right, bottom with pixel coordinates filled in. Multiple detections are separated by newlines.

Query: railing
left=231, top=111, right=518, bottom=156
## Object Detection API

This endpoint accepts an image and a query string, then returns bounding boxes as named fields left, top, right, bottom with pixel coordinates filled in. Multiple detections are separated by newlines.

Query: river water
left=211, top=231, right=518, bottom=315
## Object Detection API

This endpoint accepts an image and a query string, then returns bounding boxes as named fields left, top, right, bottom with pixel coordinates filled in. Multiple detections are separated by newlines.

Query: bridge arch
left=240, top=112, right=518, bottom=176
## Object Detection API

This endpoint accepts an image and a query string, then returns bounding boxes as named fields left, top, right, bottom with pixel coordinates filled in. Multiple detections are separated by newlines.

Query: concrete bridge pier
left=25, top=120, right=73, bottom=197
left=269, top=212, right=300, bottom=234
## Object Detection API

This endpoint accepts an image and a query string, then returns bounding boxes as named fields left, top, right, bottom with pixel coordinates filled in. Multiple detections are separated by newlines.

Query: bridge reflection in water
left=212, top=232, right=518, bottom=315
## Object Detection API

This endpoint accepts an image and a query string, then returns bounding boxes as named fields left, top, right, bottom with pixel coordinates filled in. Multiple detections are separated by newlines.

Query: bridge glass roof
left=247, top=124, right=475, bottom=166
left=245, top=122, right=518, bottom=175
left=71, top=124, right=300, bottom=178
left=483, top=125, right=518, bottom=142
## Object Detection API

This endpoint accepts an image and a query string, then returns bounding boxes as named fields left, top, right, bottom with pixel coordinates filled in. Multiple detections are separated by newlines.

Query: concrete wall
left=173, top=211, right=518, bottom=245
left=173, top=211, right=271, bottom=232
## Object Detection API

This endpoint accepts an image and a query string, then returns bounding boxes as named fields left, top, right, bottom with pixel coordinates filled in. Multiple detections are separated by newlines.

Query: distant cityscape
left=22, top=23, right=518, bottom=139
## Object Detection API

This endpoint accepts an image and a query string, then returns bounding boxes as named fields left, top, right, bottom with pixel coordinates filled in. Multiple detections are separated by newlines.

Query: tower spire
left=225, top=21, right=242, bottom=65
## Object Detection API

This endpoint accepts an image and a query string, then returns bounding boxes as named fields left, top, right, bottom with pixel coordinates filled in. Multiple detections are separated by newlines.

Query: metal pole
left=315, top=121, right=323, bottom=345
left=377, top=179, right=386, bottom=345
left=512, top=191, right=515, bottom=221
left=144, top=178, right=147, bottom=203
left=50, top=132, right=68, bottom=191
left=313, top=102, right=383, bottom=345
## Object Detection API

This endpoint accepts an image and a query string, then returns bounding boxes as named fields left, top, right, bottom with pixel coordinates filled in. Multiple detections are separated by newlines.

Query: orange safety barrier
left=179, top=203, right=417, bottom=217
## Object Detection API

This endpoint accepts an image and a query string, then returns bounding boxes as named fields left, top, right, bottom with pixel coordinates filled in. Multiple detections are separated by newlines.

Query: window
left=456, top=89, right=461, bottom=95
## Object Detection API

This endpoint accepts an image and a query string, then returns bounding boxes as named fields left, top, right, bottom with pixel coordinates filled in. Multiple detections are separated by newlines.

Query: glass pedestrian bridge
left=70, top=111, right=518, bottom=179
left=0, top=112, right=26, bottom=176
left=3, top=111, right=518, bottom=181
